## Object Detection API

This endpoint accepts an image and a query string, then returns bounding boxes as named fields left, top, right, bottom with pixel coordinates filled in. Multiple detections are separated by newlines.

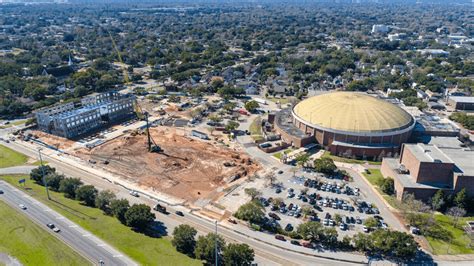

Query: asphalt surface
left=0, top=181, right=136, bottom=266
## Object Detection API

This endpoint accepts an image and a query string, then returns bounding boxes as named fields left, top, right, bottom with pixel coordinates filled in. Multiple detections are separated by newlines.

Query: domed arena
left=274, top=92, right=416, bottom=159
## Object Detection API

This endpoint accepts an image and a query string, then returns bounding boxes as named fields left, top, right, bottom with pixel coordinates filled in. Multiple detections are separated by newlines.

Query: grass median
left=0, top=200, right=89, bottom=266
left=0, top=144, right=28, bottom=168
left=0, top=175, right=201, bottom=266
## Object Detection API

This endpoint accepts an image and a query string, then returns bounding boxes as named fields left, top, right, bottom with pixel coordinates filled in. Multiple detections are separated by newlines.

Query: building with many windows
left=35, top=92, right=135, bottom=139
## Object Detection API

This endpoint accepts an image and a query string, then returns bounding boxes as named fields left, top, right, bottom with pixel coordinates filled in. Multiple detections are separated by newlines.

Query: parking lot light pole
left=215, top=220, right=218, bottom=266
left=38, top=148, right=50, bottom=200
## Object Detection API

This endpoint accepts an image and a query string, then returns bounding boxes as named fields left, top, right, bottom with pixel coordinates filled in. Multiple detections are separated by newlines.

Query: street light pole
left=215, top=220, right=218, bottom=266
left=38, top=148, right=50, bottom=200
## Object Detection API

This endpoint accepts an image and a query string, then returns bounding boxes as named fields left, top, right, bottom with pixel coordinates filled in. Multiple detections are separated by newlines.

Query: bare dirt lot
left=30, top=130, right=76, bottom=150
left=75, top=127, right=260, bottom=202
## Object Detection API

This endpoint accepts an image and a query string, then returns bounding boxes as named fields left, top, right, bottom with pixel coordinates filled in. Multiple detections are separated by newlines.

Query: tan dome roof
left=293, top=92, right=413, bottom=133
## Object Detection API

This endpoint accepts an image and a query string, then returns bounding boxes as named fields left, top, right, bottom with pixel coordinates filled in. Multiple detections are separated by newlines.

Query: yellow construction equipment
left=107, top=30, right=130, bottom=84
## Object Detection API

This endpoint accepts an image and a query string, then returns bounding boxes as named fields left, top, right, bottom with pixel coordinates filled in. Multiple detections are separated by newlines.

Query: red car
left=275, top=235, right=286, bottom=241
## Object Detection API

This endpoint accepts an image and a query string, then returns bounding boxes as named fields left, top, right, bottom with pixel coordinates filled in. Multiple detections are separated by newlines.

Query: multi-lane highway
left=0, top=180, right=136, bottom=266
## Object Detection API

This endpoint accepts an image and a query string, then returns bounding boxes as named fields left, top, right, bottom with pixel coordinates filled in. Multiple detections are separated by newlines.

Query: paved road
left=0, top=165, right=36, bottom=175
left=0, top=181, right=136, bottom=266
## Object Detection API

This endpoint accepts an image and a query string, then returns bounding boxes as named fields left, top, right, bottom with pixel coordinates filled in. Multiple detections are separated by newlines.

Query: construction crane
left=107, top=29, right=130, bottom=85
left=133, top=100, right=162, bottom=153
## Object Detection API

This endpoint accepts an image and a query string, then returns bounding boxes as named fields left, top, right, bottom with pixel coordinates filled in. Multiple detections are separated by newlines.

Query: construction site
left=73, top=126, right=259, bottom=202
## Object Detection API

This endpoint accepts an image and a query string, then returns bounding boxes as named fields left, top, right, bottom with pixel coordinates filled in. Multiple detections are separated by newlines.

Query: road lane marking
left=68, top=225, right=78, bottom=228
left=113, top=255, right=123, bottom=258
left=97, top=244, right=106, bottom=247
left=82, top=234, right=91, bottom=237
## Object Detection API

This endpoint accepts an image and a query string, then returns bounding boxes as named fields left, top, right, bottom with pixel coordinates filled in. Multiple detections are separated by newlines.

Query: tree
left=45, top=173, right=64, bottom=191
left=194, top=233, right=226, bottom=265
left=59, top=177, right=83, bottom=198
left=372, top=229, right=419, bottom=260
left=296, top=154, right=310, bottom=167
left=430, top=190, right=445, bottom=212
left=321, top=227, right=338, bottom=248
left=75, top=185, right=98, bottom=206
left=124, top=204, right=155, bottom=231
left=454, top=188, right=468, bottom=209
left=172, top=224, right=197, bottom=256
left=301, top=204, right=313, bottom=219
left=244, top=100, right=259, bottom=113
left=313, top=157, right=337, bottom=175
left=297, top=221, right=323, bottom=242
left=363, top=217, right=379, bottom=229
left=244, top=188, right=261, bottom=200
left=95, top=190, right=116, bottom=215
left=352, top=233, right=372, bottom=252
left=234, top=201, right=265, bottom=224
left=225, top=121, right=240, bottom=132
left=30, top=165, right=55, bottom=183
left=223, top=243, right=254, bottom=266
left=447, top=207, right=466, bottom=228
left=380, top=177, right=395, bottom=195
left=264, top=173, right=277, bottom=187
left=110, top=198, right=130, bottom=224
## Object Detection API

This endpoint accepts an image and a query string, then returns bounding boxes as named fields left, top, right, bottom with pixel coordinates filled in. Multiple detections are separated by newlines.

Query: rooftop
left=293, top=92, right=414, bottom=133
left=405, top=143, right=453, bottom=164
left=449, top=96, right=474, bottom=103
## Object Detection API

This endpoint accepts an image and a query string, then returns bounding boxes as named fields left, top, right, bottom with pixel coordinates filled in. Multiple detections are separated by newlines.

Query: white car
left=363, top=226, right=369, bottom=233
left=129, top=190, right=139, bottom=197
left=19, top=204, right=27, bottom=210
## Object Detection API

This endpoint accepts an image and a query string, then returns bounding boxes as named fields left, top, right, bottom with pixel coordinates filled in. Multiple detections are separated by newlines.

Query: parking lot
left=258, top=168, right=388, bottom=240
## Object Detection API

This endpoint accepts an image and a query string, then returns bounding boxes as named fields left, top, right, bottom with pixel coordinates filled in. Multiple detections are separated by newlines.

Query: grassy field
left=427, top=214, right=474, bottom=255
left=362, top=169, right=400, bottom=209
left=0, top=175, right=201, bottom=266
left=0, top=120, right=26, bottom=129
left=249, top=117, right=264, bottom=142
left=362, top=169, right=384, bottom=186
left=272, top=147, right=295, bottom=160
left=0, top=145, right=28, bottom=168
left=0, top=201, right=89, bottom=266
left=322, top=151, right=382, bottom=165
left=266, top=96, right=294, bottom=105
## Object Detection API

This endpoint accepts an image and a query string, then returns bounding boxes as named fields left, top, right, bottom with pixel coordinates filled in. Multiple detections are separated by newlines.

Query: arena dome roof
left=293, top=92, right=414, bottom=133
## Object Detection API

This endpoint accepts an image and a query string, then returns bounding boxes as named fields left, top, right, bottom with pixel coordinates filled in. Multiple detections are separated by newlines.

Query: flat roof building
left=36, top=91, right=135, bottom=139
left=448, top=96, right=474, bottom=111
left=381, top=138, right=474, bottom=201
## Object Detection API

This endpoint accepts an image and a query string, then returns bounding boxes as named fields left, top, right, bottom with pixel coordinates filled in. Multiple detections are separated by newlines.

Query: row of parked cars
left=304, top=179, right=359, bottom=197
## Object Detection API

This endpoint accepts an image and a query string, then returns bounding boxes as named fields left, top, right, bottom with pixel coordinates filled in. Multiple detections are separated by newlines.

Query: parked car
left=363, top=226, right=369, bottom=233
left=285, top=224, right=294, bottom=232
left=291, top=240, right=300, bottom=245
left=129, top=190, right=139, bottom=197
left=275, top=235, right=286, bottom=241
left=0, top=190, right=3, bottom=194
left=175, top=211, right=184, bottom=216
left=228, top=218, right=237, bottom=224
left=339, top=223, right=346, bottom=230
left=269, top=212, right=281, bottom=220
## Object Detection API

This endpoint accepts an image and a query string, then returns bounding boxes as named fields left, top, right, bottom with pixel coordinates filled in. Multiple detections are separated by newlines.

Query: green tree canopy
left=172, top=224, right=197, bottom=256
left=124, top=204, right=156, bottom=231
left=75, top=185, right=98, bottom=206
left=223, top=243, right=254, bottom=266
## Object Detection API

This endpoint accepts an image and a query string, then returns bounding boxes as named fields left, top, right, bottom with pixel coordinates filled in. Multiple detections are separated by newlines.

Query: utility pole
left=38, top=148, right=50, bottom=200
left=215, top=220, right=218, bottom=266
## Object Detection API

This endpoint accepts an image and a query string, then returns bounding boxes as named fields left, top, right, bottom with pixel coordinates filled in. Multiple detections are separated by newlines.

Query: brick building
left=381, top=139, right=474, bottom=201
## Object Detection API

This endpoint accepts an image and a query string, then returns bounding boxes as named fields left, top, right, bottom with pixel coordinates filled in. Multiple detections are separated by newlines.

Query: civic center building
left=274, top=92, right=416, bottom=159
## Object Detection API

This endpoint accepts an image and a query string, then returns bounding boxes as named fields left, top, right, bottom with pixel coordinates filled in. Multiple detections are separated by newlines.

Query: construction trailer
left=35, top=91, right=135, bottom=139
